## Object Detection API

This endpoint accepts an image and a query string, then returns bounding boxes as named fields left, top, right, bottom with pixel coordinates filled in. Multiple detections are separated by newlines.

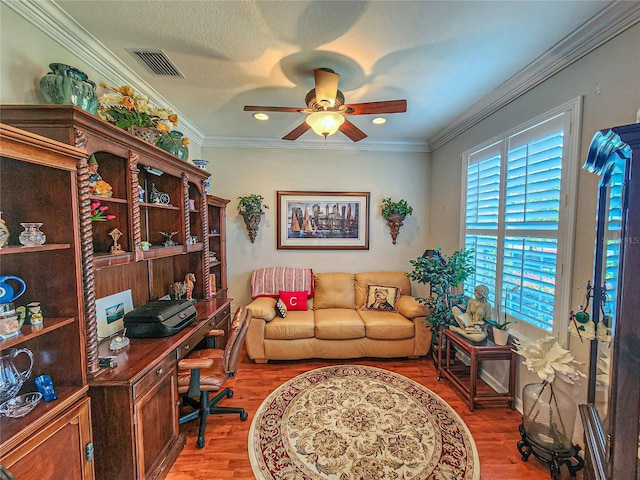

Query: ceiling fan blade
left=343, top=99, right=407, bottom=115
left=283, top=122, right=311, bottom=141
left=244, top=105, right=305, bottom=113
left=339, top=119, right=367, bottom=142
left=314, top=68, right=340, bottom=107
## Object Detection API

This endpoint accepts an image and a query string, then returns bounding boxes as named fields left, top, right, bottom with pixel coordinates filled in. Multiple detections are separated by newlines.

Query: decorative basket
left=127, top=126, right=158, bottom=144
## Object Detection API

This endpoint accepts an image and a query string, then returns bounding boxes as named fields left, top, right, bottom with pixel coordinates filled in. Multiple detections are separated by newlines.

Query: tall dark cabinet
left=580, top=122, right=640, bottom=480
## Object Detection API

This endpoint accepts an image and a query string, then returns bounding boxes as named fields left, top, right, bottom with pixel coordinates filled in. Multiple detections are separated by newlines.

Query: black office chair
left=177, top=306, right=251, bottom=448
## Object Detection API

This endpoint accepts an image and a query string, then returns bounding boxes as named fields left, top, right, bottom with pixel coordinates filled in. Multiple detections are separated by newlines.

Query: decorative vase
left=492, top=327, right=510, bottom=345
left=385, top=214, right=405, bottom=245
left=240, top=212, right=263, bottom=243
left=192, top=159, right=210, bottom=193
left=127, top=126, right=159, bottom=144
left=156, top=130, right=188, bottom=160
left=39, top=63, right=98, bottom=114
left=0, top=212, right=9, bottom=248
left=18, top=223, right=46, bottom=246
left=521, top=382, right=576, bottom=452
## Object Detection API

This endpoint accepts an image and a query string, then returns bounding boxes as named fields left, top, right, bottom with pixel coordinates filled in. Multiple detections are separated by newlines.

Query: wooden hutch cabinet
left=0, top=124, right=94, bottom=479
left=1, top=106, right=231, bottom=480
left=206, top=195, right=231, bottom=345
left=580, top=122, right=640, bottom=480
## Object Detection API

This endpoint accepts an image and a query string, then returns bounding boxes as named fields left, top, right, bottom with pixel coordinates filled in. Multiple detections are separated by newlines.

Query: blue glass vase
left=39, top=63, right=98, bottom=114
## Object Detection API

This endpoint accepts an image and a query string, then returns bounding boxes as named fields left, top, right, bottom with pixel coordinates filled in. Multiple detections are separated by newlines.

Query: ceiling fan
left=244, top=68, right=407, bottom=142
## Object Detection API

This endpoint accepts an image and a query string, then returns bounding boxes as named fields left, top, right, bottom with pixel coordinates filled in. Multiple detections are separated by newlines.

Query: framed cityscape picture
left=277, top=191, right=369, bottom=250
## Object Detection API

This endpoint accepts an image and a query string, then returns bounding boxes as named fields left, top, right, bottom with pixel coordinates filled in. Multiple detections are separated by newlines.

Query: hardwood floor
left=166, top=352, right=584, bottom=480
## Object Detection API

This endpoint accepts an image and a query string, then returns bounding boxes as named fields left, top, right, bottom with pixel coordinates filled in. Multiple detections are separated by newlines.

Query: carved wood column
left=201, top=185, right=211, bottom=300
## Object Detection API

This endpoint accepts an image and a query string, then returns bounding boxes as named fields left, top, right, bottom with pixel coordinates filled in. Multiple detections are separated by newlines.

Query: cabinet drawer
left=214, top=305, right=231, bottom=327
left=133, top=355, right=175, bottom=400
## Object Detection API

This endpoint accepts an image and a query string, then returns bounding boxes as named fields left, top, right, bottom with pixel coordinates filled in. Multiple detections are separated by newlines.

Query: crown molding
left=202, top=135, right=430, bottom=153
left=3, top=0, right=205, bottom=145
left=428, top=1, right=640, bottom=150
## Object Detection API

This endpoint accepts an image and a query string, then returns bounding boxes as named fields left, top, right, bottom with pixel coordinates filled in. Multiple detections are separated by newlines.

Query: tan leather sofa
left=245, top=271, right=432, bottom=363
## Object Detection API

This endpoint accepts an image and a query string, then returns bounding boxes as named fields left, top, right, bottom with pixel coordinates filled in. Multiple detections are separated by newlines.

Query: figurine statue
left=451, top=284, right=492, bottom=342
left=108, top=228, right=123, bottom=254
left=88, top=154, right=113, bottom=197
left=169, top=273, right=196, bottom=300
left=159, top=231, right=179, bottom=247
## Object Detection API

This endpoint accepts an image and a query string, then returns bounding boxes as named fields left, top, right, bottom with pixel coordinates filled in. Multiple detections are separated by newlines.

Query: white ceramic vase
left=492, top=326, right=510, bottom=345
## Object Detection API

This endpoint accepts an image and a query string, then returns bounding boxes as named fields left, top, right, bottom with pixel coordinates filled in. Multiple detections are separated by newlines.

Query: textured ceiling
left=43, top=1, right=618, bottom=148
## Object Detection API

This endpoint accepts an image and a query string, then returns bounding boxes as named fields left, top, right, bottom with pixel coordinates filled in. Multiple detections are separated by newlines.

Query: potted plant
left=381, top=197, right=413, bottom=244
left=238, top=194, right=268, bottom=243
left=484, top=317, right=512, bottom=345
left=407, top=247, right=475, bottom=364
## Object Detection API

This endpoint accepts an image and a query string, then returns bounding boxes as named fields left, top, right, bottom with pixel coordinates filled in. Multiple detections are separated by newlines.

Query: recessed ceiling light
left=372, top=117, right=386, bottom=125
left=253, top=113, right=269, bottom=121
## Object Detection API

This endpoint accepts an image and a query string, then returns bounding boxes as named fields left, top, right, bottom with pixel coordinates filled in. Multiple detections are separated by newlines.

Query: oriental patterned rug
left=248, top=365, right=480, bottom=480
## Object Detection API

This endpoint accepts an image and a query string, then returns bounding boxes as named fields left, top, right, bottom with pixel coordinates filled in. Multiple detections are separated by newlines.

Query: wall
left=206, top=146, right=431, bottom=308
left=429, top=22, right=640, bottom=407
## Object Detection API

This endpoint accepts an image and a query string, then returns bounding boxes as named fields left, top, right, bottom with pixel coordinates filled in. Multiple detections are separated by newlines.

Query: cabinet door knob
left=183, top=344, right=190, bottom=351
left=156, top=368, right=164, bottom=375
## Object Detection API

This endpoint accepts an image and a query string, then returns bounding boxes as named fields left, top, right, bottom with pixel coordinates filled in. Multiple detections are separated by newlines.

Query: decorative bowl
left=0, top=392, right=42, bottom=418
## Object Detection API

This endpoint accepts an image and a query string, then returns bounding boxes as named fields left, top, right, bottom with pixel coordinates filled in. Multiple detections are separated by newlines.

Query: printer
left=124, top=299, right=197, bottom=338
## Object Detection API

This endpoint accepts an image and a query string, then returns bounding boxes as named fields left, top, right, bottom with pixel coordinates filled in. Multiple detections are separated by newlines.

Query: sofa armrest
left=396, top=295, right=429, bottom=319
left=247, top=297, right=277, bottom=321
left=412, top=316, right=433, bottom=356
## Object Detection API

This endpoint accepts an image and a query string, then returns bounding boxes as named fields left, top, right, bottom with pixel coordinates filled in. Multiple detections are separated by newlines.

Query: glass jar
left=19, top=223, right=46, bottom=246
left=0, top=212, right=9, bottom=248
left=522, top=382, right=576, bottom=452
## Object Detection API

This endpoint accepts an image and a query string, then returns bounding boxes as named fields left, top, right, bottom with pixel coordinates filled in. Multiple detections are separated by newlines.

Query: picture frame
left=277, top=191, right=370, bottom=250
left=95, top=289, right=134, bottom=339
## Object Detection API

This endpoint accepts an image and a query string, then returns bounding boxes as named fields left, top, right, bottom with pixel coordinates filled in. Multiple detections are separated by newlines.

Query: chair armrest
left=206, top=329, right=225, bottom=337
left=178, top=357, right=214, bottom=370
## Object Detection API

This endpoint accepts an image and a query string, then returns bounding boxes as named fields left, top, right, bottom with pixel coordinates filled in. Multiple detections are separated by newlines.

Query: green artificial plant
left=237, top=194, right=269, bottom=214
left=407, top=247, right=475, bottom=332
left=381, top=197, right=413, bottom=219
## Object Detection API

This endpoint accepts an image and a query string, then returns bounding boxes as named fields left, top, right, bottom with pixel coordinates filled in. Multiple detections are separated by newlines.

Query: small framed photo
left=95, top=290, right=134, bottom=339
left=277, top=191, right=370, bottom=250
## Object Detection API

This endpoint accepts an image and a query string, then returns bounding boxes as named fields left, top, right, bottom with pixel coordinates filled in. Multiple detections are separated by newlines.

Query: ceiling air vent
left=127, top=49, right=184, bottom=78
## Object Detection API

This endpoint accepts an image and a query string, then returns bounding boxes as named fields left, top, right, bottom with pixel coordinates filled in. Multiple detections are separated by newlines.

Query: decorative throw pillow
left=362, top=285, right=399, bottom=312
left=275, top=298, right=287, bottom=318
left=279, top=290, right=308, bottom=311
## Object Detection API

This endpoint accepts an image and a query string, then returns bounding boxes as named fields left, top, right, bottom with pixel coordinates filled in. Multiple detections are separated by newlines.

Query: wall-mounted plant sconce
left=381, top=197, right=413, bottom=245
left=238, top=194, right=269, bottom=243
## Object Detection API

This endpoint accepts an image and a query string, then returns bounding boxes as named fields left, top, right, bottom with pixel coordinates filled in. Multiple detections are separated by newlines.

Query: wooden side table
left=439, top=327, right=516, bottom=411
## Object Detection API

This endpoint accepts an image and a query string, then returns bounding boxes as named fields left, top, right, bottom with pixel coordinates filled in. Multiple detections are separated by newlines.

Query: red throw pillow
left=279, top=290, right=308, bottom=311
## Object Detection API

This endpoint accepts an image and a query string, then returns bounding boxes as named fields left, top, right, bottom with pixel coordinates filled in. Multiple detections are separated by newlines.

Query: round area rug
left=248, top=365, right=480, bottom=479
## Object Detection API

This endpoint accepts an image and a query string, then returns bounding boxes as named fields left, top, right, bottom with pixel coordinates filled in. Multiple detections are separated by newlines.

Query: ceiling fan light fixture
left=372, top=117, right=387, bottom=125
left=253, top=113, right=269, bottom=121
left=306, top=111, right=345, bottom=138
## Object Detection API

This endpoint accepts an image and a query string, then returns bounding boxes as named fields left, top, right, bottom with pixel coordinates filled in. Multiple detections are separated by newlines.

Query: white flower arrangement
left=513, top=335, right=585, bottom=384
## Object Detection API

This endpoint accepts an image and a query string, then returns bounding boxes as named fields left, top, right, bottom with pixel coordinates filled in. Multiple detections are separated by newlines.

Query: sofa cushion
left=358, top=310, right=416, bottom=340
left=355, top=272, right=411, bottom=308
left=314, top=273, right=356, bottom=309
left=275, top=298, right=287, bottom=317
left=314, top=309, right=365, bottom=340
left=264, top=310, right=315, bottom=340
left=361, top=284, right=400, bottom=312
left=279, top=290, right=308, bottom=311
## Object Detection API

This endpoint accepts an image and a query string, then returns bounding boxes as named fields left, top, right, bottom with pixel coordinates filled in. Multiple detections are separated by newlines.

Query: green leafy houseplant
left=484, top=317, right=512, bottom=330
left=237, top=194, right=269, bottom=214
left=381, top=197, right=413, bottom=219
left=407, top=247, right=475, bottom=332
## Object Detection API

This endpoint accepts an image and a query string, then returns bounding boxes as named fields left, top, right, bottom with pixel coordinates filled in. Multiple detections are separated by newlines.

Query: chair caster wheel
left=240, top=411, right=248, bottom=421
left=196, top=438, right=205, bottom=449
left=227, top=390, right=234, bottom=398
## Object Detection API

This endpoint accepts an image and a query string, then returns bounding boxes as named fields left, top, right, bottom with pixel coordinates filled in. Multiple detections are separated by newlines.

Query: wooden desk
left=88, top=300, right=231, bottom=480
left=439, top=328, right=516, bottom=411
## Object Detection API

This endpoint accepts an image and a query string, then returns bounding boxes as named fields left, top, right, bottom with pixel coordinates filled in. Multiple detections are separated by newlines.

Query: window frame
left=460, top=97, right=582, bottom=343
